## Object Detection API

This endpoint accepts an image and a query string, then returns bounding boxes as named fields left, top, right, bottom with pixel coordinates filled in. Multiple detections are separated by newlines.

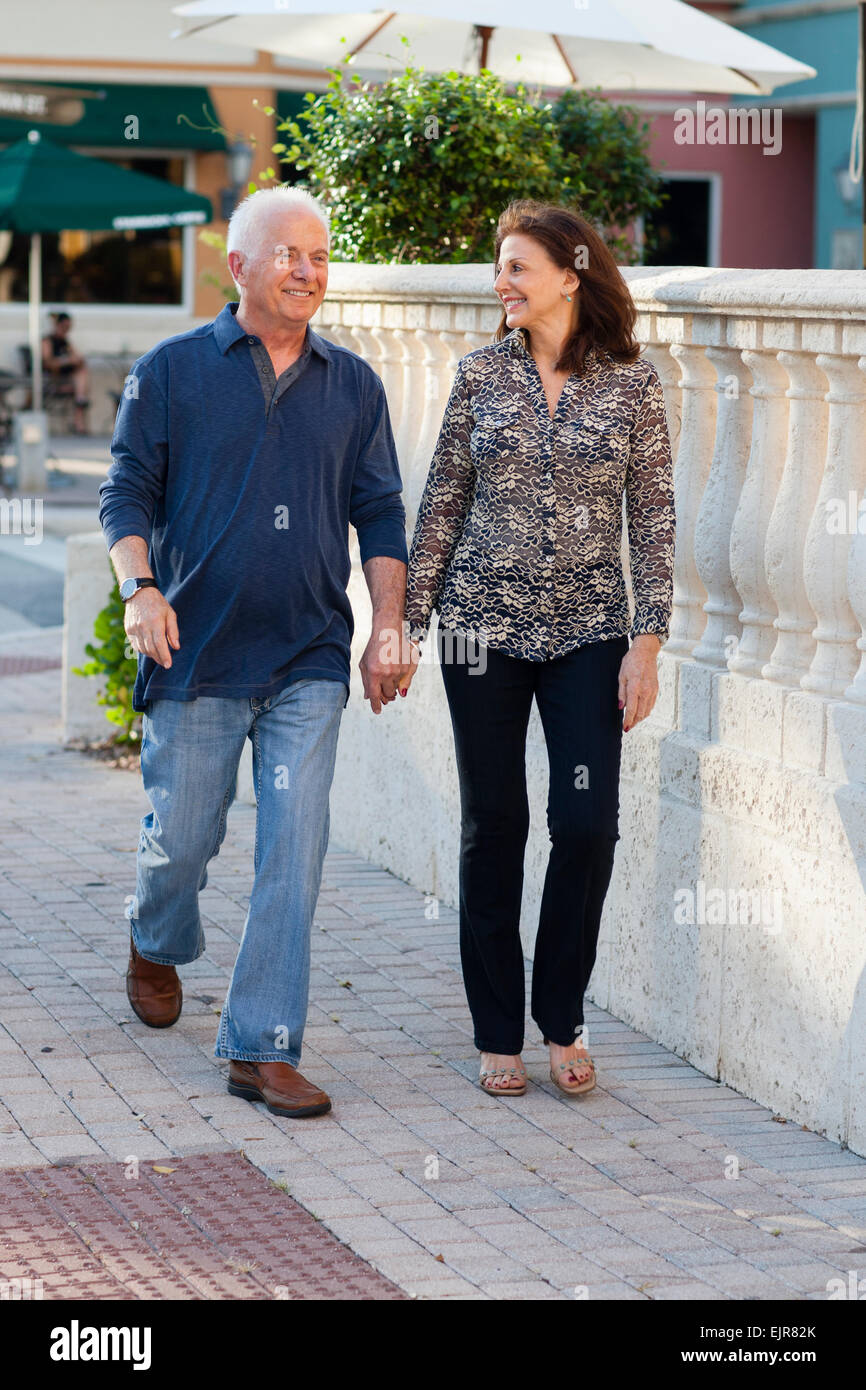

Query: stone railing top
left=324, top=263, right=494, bottom=303
left=324, top=263, right=866, bottom=321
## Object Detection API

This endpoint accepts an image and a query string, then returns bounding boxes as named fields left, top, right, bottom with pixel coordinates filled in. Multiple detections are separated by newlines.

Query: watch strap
left=121, top=577, right=158, bottom=601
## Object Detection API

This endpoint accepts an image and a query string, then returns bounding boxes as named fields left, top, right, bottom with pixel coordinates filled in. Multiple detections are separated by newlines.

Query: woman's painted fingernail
left=618, top=699, right=624, bottom=709
left=623, top=724, right=631, bottom=732
left=400, top=688, right=407, bottom=696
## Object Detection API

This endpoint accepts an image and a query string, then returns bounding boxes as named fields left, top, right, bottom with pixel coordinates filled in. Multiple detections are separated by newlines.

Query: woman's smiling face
left=494, top=233, right=577, bottom=332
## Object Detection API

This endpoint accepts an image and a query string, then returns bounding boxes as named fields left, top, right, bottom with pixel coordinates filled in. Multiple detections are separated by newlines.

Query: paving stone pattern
left=0, top=1151, right=404, bottom=1299
left=2, top=667, right=866, bottom=1300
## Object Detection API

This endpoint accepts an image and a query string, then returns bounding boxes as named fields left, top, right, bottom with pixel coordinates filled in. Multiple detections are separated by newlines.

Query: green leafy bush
left=273, top=63, right=664, bottom=264
left=72, top=582, right=140, bottom=745
left=550, top=88, right=667, bottom=261
left=277, top=65, right=581, bottom=264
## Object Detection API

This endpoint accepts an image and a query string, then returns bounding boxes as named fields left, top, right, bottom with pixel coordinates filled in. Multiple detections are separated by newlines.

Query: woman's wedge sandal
left=479, top=1065, right=527, bottom=1096
left=543, top=1038, right=597, bottom=1096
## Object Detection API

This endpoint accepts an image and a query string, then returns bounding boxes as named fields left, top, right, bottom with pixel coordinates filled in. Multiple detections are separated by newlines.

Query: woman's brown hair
left=493, top=200, right=641, bottom=375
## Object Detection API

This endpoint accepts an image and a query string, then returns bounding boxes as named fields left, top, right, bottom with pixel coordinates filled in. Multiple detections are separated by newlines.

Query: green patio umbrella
left=0, top=129, right=212, bottom=410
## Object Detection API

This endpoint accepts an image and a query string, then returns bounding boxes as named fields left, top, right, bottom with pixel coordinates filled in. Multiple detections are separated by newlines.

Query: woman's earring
left=565, top=294, right=573, bottom=302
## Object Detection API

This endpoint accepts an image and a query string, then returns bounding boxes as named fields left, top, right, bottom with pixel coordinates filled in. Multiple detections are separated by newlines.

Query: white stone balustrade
left=314, top=264, right=866, bottom=1153
left=62, top=264, right=866, bottom=1153
left=314, top=264, right=866, bottom=735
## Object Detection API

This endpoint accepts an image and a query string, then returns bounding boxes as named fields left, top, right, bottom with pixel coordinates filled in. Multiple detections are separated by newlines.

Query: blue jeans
left=128, top=678, right=347, bottom=1065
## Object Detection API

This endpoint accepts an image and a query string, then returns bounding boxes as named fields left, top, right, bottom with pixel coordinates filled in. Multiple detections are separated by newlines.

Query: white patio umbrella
left=173, top=0, right=816, bottom=96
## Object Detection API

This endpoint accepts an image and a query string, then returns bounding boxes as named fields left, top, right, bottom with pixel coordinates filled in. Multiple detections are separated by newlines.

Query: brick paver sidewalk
left=1, top=1152, right=403, bottom=1299
left=2, top=659, right=866, bottom=1300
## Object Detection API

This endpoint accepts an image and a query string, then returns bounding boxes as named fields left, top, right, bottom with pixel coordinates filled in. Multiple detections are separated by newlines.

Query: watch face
left=120, top=578, right=138, bottom=600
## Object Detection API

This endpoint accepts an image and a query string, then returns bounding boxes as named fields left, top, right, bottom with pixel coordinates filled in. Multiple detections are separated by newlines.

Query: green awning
left=0, top=131, right=212, bottom=232
left=0, top=80, right=226, bottom=149
left=276, top=88, right=316, bottom=128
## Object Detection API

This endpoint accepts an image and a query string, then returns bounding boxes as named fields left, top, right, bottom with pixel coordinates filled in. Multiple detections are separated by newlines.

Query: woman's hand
left=398, top=639, right=422, bottom=696
left=617, top=634, right=662, bottom=732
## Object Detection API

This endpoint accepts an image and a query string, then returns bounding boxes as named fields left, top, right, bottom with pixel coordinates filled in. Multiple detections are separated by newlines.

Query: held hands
left=617, top=633, right=662, bottom=733
left=363, top=627, right=663, bottom=724
left=359, top=619, right=419, bottom=714
left=398, top=638, right=421, bottom=697
left=124, top=588, right=180, bottom=669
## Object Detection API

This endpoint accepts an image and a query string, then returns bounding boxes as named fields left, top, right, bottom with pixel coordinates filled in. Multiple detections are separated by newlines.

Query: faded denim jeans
left=127, top=677, right=347, bottom=1066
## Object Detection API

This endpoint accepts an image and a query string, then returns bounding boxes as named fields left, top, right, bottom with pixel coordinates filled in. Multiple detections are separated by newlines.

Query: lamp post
left=220, top=138, right=253, bottom=220
left=835, top=160, right=859, bottom=211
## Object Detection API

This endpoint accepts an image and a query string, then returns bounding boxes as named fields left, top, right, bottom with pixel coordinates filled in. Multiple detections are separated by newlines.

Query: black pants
left=438, top=626, right=629, bottom=1054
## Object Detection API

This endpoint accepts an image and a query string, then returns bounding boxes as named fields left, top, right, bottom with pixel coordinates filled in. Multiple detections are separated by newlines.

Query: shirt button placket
left=542, top=422, right=556, bottom=657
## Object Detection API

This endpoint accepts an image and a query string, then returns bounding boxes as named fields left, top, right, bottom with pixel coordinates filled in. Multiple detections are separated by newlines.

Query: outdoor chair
left=17, top=344, right=78, bottom=430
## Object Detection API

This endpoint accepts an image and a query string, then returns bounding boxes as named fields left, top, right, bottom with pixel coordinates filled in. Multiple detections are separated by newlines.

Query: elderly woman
left=402, top=200, right=675, bottom=1098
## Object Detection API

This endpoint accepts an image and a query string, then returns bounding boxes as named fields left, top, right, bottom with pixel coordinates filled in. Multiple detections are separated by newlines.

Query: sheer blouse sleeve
left=405, top=358, right=476, bottom=645
left=625, top=362, right=676, bottom=645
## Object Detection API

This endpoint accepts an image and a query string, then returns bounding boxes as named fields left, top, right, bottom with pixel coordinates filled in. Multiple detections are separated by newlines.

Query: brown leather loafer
left=126, top=935, right=182, bottom=1028
left=227, top=1060, right=331, bottom=1118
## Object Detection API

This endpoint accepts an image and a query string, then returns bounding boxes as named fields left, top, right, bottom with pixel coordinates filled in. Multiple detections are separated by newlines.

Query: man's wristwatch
left=119, top=577, right=159, bottom=602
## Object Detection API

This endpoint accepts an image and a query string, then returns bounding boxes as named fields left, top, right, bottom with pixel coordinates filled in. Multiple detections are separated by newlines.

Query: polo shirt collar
left=213, top=301, right=332, bottom=361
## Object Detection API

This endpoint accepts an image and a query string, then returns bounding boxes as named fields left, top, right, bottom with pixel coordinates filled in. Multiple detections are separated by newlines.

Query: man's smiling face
left=230, top=210, right=329, bottom=329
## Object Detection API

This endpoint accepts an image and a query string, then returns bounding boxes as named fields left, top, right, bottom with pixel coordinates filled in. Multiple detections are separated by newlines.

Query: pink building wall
left=643, top=107, right=815, bottom=268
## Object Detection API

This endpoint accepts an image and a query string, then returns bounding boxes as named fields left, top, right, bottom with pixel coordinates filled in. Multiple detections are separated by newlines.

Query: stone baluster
left=727, top=345, right=789, bottom=676
left=801, top=353, right=866, bottom=696
left=458, top=328, right=493, bottom=360
left=400, top=315, right=491, bottom=539
left=692, top=345, right=753, bottom=667
left=320, top=319, right=356, bottom=354
left=347, top=323, right=380, bottom=373
left=665, top=341, right=719, bottom=657
left=390, top=325, right=420, bottom=471
left=371, top=319, right=407, bottom=468
left=762, top=351, right=828, bottom=686
left=403, top=325, right=455, bottom=526
left=643, top=340, right=683, bottom=462
left=845, top=518, right=866, bottom=704
left=363, top=324, right=403, bottom=441
left=339, top=321, right=366, bottom=359
left=844, top=357, right=866, bottom=704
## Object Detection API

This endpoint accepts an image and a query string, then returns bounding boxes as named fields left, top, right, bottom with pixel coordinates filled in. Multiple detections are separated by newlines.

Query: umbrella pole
left=29, top=232, right=42, bottom=412
left=861, top=1, right=865, bottom=269
left=477, top=25, right=492, bottom=72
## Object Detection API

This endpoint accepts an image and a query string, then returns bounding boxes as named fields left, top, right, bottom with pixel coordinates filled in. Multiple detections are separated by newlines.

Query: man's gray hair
left=226, top=186, right=331, bottom=265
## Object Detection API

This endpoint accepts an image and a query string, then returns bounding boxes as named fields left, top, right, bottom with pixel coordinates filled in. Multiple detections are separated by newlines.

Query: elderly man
left=99, top=187, right=410, bottom=1118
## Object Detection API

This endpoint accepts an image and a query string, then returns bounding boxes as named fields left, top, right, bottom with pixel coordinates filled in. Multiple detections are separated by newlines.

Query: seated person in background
left=42, top=311, right=90, bottom=434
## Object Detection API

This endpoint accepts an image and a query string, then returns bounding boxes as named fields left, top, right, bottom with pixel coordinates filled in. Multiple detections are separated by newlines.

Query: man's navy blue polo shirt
left=99, top=302, right=408, bottom=713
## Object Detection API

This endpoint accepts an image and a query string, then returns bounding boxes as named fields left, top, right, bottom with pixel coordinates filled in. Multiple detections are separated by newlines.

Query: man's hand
left=359, top=619, right=412, bottom=714
left=358, top=557, right=411, bottom=714
left=124, top=588, right=180, bottom=669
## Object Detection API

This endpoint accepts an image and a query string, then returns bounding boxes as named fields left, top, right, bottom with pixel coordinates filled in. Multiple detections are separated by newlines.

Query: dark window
left=0, top=154, right=187, bottom=305
left=644, top=178, right=712, bottom=266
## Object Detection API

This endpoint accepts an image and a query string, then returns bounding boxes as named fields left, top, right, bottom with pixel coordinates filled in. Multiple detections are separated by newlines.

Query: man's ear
left=227, top=250, right=244, bottom=286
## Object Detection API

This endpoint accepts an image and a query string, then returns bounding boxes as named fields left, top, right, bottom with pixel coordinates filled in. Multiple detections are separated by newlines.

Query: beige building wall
left=193, top=83, right=283, bottom=319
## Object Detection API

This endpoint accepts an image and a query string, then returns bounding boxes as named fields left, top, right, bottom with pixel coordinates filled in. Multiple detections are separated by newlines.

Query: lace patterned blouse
left=405, top=327, right=675, bottom=660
